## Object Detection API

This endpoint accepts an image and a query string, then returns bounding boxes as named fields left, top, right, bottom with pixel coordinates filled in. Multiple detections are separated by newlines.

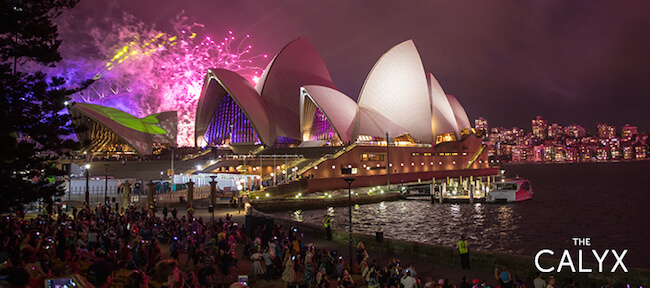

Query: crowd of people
left=0, top=203, right=245, bottom=287
left=0, top=204, right=628, bottom=288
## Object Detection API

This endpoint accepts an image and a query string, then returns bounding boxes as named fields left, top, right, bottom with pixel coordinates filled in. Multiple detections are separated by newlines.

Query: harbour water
left=270, top=161, right=650, bottom=269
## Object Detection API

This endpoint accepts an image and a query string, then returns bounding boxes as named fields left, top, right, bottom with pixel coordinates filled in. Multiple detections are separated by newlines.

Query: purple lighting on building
left=204, top=95, right=260, bottom=146
left=311, top=108, right=336, bottom=141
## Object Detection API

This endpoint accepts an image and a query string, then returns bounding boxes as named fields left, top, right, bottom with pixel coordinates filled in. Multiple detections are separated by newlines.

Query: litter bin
left=179, top=196, right=185, bottom=203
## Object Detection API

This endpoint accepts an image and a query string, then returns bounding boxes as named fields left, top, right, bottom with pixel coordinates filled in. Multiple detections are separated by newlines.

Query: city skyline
left=476, top=115, right=646, bottom=136
left=66, top=0, right=650, bottom=134
left=477, top=115, right=648, bottom=163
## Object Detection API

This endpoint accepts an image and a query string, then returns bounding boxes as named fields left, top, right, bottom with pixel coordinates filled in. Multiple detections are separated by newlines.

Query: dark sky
left=72, top=0, right=650, bottom=134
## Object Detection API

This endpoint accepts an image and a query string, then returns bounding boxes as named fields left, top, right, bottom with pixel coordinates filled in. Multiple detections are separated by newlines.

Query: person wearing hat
left=494, top=265, right=513, bottom=288
left=87, top=260, right=115, bottom=288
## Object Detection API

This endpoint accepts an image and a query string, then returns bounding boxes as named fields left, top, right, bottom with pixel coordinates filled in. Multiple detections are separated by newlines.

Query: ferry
left=486, top=178, right=533, bottom=203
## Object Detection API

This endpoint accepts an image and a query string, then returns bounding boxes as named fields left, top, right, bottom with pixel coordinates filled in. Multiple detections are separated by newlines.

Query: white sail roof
left=426, top=72, right=460, bottom=138
left=357, top=40, right=433, bottom=143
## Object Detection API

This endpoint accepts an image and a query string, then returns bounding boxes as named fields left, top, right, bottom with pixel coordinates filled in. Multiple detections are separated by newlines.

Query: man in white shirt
left=268, top=239, right=277, bottom=257
left=533, top=271, right=546, bottom=288
left=400, top=270, right=417, bottom=288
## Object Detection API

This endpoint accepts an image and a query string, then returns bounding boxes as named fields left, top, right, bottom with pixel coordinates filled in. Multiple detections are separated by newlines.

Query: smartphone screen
left=46, top=278, right=75, bottom=288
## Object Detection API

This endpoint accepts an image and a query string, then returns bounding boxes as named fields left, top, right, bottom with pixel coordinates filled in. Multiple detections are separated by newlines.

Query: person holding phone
left=281, top=252, right=296, bottom=284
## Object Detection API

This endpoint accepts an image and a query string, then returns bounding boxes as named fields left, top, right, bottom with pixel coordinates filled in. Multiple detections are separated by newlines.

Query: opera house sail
left=192, top=38, right=494, bottom=192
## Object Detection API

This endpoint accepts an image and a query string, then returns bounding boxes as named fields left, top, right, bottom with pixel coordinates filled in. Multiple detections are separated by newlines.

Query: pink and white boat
left=486, top=178, right=533, bottom=203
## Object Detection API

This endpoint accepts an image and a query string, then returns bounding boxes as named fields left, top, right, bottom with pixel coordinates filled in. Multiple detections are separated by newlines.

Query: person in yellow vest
left=457, top=235, right=470, bottom=270
left=323, top=215, right=332, bottom=240
left=187, top=205, right=195, bottom=219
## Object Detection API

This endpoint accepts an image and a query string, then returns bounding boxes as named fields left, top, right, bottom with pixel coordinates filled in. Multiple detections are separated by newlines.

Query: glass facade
left=204, top=94, right=260, bottom=146
left=310, top=108, right=337, bottom=141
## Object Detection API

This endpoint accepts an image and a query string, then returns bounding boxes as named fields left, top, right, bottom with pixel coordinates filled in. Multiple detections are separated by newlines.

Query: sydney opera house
left=68, top=37, right=497, bottom=191
left=194, top=39, right=496, bottom=191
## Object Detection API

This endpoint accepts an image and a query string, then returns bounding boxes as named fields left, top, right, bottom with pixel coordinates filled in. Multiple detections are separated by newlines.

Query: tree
left=0, top=0, right=88, bottom=213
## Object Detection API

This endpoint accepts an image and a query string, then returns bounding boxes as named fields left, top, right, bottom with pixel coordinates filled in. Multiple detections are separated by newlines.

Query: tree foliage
left=0, top=0, right=85, bottom=213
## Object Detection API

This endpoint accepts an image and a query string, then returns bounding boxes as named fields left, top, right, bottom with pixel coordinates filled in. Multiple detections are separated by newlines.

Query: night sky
left=70, top=0, right=650, bottom=134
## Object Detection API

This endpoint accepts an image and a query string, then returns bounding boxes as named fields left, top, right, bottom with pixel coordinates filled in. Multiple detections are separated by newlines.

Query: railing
left=153, top=185, right=211, bottom=204
left=181, top=147, right=212, bottom=161
left=63, top=185, right=218, bottom=207
left=296, top=144, right=357, bottom=175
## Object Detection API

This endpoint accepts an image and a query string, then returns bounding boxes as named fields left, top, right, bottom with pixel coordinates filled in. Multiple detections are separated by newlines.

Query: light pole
left=343, top=177, right=356, bottom=266
left=170, top=147, right=174, bottom=181
left=209, top=175, right=217, bottom=223
left=104, top=164, right=109, bottom=206
left=84, top=164, right=90, bottom=205
left=386, top=131, right=390, bottom=191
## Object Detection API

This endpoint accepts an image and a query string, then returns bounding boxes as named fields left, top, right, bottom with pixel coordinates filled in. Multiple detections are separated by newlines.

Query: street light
left=343, top=177, right=356, bottom=266
left=209, top=175, right=218, bottom=223
left=84, top=164, right=90, bottom=205
left=104, top=164, right=109, bottom=206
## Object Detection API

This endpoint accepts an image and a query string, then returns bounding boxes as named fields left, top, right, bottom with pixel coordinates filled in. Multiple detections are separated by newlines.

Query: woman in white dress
left=250, top=249, right=265, bottom=277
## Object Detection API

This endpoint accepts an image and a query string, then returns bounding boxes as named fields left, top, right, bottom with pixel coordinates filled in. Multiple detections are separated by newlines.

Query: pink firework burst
left=54, top=12, right=265, bottom=147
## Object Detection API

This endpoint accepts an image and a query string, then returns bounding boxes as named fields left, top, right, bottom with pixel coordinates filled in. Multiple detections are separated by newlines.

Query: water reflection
left=276, top=201, right=525, bottom=255
left=272, top=162, right=650, bottom=269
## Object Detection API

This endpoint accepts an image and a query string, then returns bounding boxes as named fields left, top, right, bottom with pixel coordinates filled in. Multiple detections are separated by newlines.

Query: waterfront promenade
left=164, top=207, right=498, bottom=288
left=17, top=201, right=647, bottom=287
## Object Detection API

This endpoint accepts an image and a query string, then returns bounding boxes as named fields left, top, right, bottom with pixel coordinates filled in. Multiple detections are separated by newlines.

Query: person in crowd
left=546, top=275, right=556, bottom=288
left=153, top=259, right=181, bottom=288
left=281, top=253, right=296, bottom=285
left=400, top=270, right=418, bottom=288
left=441, top=278, right=455, bottom=288
left=494, top=265, right=513, bottom=288
left=356, top=241, right=368, bottom=265
left=86, top=260, right=115, bottom=288
left=513, top=274, right=526, bottom=288
left=459, top=276, right=471, bottom=288
left=324, top=215, right=332, bottom=240
left=125, top=270, right=149, bottom=288
left=533, top=271, right=546, bottom=288
left=250, top=248, right=265, bottom=278
left=423, top=277, right=435, bottom=288
left=262, top=246, right=275, bottom=282
left=341, top=269, right=355, bottom=288
left=457, top=235, right=470, bottom=270
left=367, top=270, right=380, bottom=288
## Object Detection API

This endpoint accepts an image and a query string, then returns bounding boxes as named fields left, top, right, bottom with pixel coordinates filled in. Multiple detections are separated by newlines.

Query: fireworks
left=54, top=12, right=265, bottom=147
